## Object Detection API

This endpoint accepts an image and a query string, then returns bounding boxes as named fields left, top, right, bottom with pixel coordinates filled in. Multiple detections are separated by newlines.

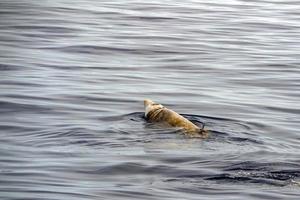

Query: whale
left=144, top=99, right=208, bottom=137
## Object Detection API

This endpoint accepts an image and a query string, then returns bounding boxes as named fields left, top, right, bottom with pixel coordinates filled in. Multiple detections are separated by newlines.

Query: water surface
left=1, top=0, right=300, bottom=199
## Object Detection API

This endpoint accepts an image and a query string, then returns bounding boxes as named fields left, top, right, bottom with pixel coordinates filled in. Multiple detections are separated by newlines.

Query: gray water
left=1, top=0, right=300, bottom=199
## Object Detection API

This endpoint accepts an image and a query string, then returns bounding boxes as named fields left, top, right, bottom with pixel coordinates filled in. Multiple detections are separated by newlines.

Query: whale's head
left=144, top=99, right=155, bottom=107
left=144, top=99, right=163, bottom=117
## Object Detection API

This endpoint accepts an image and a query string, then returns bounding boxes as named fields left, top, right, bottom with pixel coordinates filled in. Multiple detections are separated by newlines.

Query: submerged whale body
left=144, top=99, right=208, bottom=137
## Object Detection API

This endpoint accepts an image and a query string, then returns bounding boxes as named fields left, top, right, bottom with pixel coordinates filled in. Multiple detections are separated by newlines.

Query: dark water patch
left=0, top=124, right=37, bottom=134
left=2, top=94, right=50, bottom=102
left=0, top=63, right=23, bottom=71
left=0, top=100, right=53, bottom=113
left=125, top=15, right=176, bottom=22
left=43, top=45, right=187, bottom=56
left=33, top=127, right=93, bottom=139
left=7, top=25, right=79, bottom=34
left=100, top=190, right=158, bottom=200
left=38, top=63, right=141, bottom=71
left=93, top=162, right=173, bottom=176
left=0, top=80, right=43, bottom=87
left=168, top=160, right=300, bottom=187
left=224, top=161, right=300, bottom=172
left=228, top=136, right=263, bottom=144
left=206, top=131, right=264, bottom=146
left=25, top=128, right=97, bottom=147
left=62, top=95, right=138, bottom=104
left=183, top=113, right=246, bottom=123
left=205, top=170, right=300, bottom=187
left=204, top=161, right=300, bottom=186
left=205, top=173, right=289, bottom=187
left=264, top=106, right=300, bottom=115
left=182, top=114, right=265, bottom=145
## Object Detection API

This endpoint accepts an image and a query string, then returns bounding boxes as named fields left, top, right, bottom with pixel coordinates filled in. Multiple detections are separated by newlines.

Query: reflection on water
left=1, top=0, right=300, bottom=199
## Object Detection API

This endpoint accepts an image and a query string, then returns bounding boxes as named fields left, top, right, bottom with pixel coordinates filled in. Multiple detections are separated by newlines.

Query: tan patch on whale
left=144, top=99, right=208, bottom=138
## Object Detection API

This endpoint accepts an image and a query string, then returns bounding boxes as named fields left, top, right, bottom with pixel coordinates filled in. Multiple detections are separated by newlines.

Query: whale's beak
left=144, top=99, right=154, bottom=108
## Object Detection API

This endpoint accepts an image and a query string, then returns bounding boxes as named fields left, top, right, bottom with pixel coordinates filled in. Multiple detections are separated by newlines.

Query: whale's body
left=144, top=99, right=208, bottom=137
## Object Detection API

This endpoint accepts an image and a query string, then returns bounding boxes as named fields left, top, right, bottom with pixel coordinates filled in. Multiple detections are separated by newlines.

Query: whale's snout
left=144, top=99, right=154, bottom=107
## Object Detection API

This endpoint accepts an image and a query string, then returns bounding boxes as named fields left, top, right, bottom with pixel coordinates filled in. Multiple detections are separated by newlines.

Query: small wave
left=8, top=25, right=79, bottom=33
left=0, top=100, right=52, bottom=113
left=0, top=63, right=23, bottom=71
left=171, top=160, right=300, bottom=187
left=206, top=161, right=300, bottom=186
left=93, top=162, right=173, bottom=175
left=205, top=173, right=288, bottom=186
left=205, top=170, right=300, bottom=186
left=41, top=45, right=185, bottom=55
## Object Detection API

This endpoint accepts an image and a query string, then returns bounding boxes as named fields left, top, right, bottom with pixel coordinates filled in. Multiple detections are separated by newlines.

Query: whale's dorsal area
left=144, top=99, right=208, bottom=137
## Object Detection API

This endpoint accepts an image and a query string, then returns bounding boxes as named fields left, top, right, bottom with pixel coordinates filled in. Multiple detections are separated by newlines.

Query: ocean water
left=1, top=0, right=300, bottom=199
